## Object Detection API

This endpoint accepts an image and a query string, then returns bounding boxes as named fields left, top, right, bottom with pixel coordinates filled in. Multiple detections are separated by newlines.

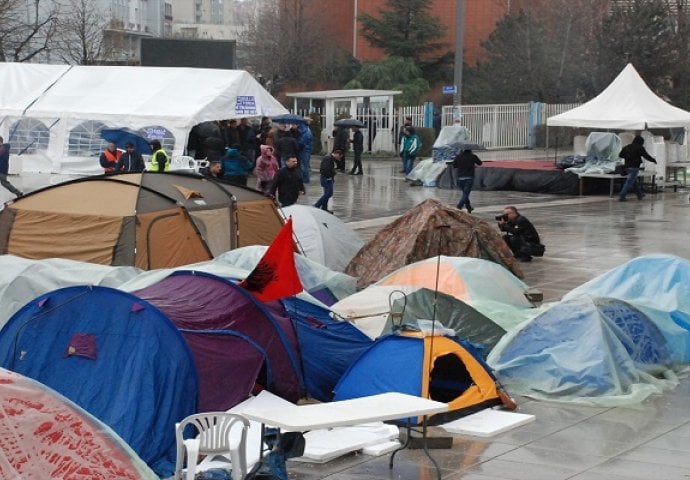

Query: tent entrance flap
left=136, top=209, right=212, bottom=269
left=429, top=353, right=473, bottom=403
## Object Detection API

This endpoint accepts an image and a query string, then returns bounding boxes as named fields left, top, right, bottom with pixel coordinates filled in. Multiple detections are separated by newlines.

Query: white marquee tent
left=547, top=63, right=690, bottom=129
left=0, top=63, right=288, bottom=174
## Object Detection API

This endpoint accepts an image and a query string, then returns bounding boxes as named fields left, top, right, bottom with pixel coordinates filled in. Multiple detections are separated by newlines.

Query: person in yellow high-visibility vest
left=149, top=140, right=170, bottom=172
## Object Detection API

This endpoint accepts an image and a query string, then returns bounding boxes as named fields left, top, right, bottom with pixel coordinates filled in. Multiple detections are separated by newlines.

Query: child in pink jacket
left=254, top=144, right=279, bottom=194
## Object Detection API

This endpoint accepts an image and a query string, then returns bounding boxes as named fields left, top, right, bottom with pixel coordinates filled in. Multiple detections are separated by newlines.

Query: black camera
left=495, top=214, right=509, bottom=221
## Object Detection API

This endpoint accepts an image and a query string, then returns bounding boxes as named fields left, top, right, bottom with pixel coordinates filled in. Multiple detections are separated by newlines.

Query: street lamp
left=453, top=0, right=464, bottom=107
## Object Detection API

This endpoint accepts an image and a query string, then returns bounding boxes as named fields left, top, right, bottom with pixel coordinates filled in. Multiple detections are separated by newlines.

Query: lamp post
left=453, top=0, right=465, bottom=107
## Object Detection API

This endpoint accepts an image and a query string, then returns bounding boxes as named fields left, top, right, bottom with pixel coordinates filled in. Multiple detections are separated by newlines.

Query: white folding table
left=242, top=392, right=449, bottom=479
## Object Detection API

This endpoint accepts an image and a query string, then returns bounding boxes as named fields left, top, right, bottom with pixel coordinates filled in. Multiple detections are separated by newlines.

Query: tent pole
left=429, top=225, right=450, bottom=398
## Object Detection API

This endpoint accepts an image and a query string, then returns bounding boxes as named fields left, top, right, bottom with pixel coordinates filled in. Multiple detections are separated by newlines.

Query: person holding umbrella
left=348, top=125, right=364, bottom=175
left=118, top=142, right=145, bottom=172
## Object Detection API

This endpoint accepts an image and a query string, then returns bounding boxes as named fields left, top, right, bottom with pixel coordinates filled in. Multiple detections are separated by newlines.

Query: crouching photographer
left=497, top=206, right=545, bottom=262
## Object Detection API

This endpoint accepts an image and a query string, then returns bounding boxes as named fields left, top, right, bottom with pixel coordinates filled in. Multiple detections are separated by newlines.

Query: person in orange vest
left=99, top=142, right=122, bottom=174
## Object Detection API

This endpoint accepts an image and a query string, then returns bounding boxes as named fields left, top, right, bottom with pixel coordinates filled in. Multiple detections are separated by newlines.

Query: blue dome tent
left=0, top=285, right=198, bottom=477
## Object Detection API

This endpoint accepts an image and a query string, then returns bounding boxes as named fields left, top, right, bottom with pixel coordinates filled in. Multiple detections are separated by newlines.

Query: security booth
left=286, top=89, right=401, bottom=153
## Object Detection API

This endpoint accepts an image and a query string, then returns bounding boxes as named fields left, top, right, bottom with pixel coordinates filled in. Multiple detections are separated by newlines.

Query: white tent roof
left=0, top=63, right=71, bottom=117
left=0, top=63, right=287, bottom=174
left=547, top=64, right=690, bottom=129
left=14, top=64, right=287, bottom=128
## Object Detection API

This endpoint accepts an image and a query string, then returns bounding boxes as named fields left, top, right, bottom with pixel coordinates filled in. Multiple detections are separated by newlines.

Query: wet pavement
left=3, top=151, right=690, bottom=479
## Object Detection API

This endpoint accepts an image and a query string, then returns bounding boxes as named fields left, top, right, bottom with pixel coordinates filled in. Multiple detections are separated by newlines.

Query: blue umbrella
left=271, top=114, right=307, bottom=125
left=100, top=128, right=153, bottom=154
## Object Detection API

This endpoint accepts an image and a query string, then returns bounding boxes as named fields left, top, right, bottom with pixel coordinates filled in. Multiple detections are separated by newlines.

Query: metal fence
left=296, top=102, right=580, bottom=152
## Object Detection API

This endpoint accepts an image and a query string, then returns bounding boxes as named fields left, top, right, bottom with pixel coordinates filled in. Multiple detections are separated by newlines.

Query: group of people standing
left=99, top=140, right=168, bottom=174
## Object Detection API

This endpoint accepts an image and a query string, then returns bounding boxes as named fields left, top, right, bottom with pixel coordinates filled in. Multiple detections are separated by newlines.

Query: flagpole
left=278, top=208, right=307, bottom=256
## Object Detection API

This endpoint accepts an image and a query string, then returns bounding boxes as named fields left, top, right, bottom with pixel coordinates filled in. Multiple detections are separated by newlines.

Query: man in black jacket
left=452, top=148, right=482, bottom=213
left=498, top=206, right=544, bottom=261
left=274, top=129, right=299, bottom=168
left=314, top=149, right=343, bottom=212
left=348, top=126, right=364, bottom=175
left=118, top=142, right=145, bottom=172
left=269, top=155, right=305, bottom=207
left=618, top=135, right=657, bottom=201
left=333, top=127, right=349, bottom=172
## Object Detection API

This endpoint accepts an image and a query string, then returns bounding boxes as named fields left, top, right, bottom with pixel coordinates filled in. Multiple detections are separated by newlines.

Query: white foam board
left=362, top=440, right=401, bottom=456
left=292, top=422, right=399, bottom=463
left=441, top=409, right=535, bottom=437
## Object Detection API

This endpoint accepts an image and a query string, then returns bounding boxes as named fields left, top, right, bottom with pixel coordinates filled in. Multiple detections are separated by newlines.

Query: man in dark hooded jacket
left=618, top=135, right=656, bottom=201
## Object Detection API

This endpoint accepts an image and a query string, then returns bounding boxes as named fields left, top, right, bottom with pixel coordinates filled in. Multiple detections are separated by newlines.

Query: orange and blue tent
left=333, top=332, right=502, bottom=424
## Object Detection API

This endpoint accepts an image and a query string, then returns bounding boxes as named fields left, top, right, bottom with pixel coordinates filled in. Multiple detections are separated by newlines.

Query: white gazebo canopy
left=547, top=64, right=690, bottom=129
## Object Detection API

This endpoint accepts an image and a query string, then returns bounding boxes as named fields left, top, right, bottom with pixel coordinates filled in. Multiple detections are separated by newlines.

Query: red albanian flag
left=239, top=217, right=303, bottom=302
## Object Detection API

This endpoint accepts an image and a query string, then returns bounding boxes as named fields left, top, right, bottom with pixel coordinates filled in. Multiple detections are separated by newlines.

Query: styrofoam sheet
left=292, top=423, right=399, bottom=463
left=441, top=409, right=535, bottom=437
left=362, top=440, right=402, bottom=456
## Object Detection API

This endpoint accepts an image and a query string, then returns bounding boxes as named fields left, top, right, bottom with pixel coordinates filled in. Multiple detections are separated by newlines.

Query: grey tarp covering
left=0, top=255, right=141, bottom=330
left=563, top=254, right=690, bottom=363
left=488, top=295, right=680, bottom=406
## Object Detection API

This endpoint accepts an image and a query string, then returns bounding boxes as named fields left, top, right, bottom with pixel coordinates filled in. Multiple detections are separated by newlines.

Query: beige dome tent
left=344, top=198, right=522, bottom=288
left=0, top=172, right=284, bottom=269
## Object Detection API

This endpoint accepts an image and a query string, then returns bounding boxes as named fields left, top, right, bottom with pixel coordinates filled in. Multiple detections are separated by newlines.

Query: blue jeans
left=403, top=153, right=416, bottom=175
left=456, top=176, right=474, bottom=209
left=314, top=176, right=333, bottom=210
left=299, top=151, right=311, bottom=183
left=619, top=167, right=641, bottom=199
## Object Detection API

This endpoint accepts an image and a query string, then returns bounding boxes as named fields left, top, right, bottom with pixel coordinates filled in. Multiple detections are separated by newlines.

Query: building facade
left=312, top=0, right=509, bottom=66
left=170, top=0, right=249, bottom=40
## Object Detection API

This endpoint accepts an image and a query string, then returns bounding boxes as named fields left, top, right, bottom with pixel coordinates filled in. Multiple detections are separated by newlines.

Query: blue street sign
left=442, top=85, right=457, bottom=95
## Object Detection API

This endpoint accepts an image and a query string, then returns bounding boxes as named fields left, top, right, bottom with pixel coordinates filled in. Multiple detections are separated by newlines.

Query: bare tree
left=52, top=0, right=126, bottom=65
left=240, top=0, right=353, bottom=92
left=0, top=0, right=59, bottom=62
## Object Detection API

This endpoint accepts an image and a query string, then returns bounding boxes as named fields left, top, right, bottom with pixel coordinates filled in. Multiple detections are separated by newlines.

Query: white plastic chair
left=174, top=412, right=250, bottom=480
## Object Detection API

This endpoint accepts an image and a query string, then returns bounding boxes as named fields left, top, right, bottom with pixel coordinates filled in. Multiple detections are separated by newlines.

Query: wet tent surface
left=5, top=152, right=690, bottom=479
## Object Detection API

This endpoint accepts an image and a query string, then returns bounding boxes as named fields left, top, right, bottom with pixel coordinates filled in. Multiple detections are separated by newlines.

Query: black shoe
left=637, top=192, right=646, bottom=200
left=517, top=255, right=533, bottom=262
left=467, top=206, right=474, bottom=214
left=355, top=171, right=363, bottom=175
left=348, top=171, right=355, bottom=175
left=399, top=169, right=406, bottom=173
left=618, top=196, right=626, bottom=202
left=326, top=210, right=334, bottom=214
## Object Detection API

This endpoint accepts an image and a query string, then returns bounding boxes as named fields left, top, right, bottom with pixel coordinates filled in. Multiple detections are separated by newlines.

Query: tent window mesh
left=8, top=119, right=50, bottom=154
left=66, top=122, right=176, bottom=157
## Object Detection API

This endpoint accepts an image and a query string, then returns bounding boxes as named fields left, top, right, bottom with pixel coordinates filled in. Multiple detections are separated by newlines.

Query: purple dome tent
left=134, top=271, right=304, bottom=411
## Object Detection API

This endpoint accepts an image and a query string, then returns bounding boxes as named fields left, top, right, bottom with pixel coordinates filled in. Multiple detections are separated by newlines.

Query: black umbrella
left=334, top=118, right=366, bottom=128
left=271, top=113, right=307, bottom=125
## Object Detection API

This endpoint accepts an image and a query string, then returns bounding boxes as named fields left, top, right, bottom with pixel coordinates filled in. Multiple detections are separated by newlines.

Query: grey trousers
left=0, top=173, right=22, bottom=196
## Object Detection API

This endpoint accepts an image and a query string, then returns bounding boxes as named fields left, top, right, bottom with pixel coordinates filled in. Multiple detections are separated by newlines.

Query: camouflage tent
left=344, top=199, right=523, bottom=288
